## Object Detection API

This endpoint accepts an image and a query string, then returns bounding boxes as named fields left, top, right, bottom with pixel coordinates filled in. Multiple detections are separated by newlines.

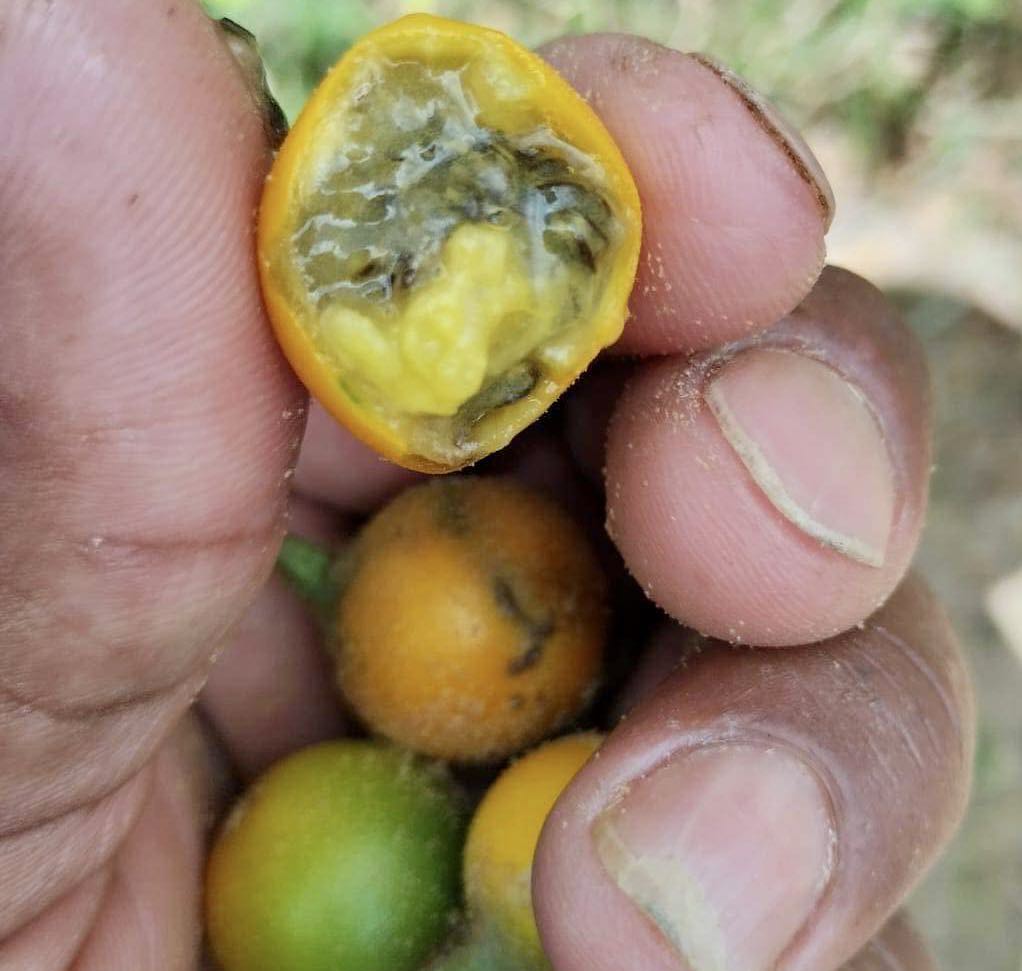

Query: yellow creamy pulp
left=319, top=222, right=568, bottom=416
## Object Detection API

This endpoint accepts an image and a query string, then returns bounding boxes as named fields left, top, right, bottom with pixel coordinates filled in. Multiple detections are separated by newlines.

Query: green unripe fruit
left=206, top=741, right=466, bottom=971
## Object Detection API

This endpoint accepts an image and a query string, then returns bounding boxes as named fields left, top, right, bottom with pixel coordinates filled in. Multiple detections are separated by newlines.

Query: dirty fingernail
left=216, top=18, right=289, bottom=147
left=593, top=745, right=836, bottom=971
left=689, top=54, right=835, bottom=229
left=706, top=348, right=895, bottom=568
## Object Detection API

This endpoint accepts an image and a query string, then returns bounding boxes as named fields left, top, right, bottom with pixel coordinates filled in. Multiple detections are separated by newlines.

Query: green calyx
left=275, top=533, right=361, bottom=632
left=276, top=534, right=336, bottom=607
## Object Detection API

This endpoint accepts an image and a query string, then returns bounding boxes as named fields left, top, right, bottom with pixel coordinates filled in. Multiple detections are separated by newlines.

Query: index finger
left=541, top=34, right=833, bottom=354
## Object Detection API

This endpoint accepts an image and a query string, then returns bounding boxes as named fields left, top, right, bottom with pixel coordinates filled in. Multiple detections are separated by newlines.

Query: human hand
left=0, top=4, right=971, bottom=971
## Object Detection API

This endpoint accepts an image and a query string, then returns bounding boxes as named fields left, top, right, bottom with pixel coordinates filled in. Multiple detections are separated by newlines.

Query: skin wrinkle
left=10, top=413, right=248, bottom=448
left=0, top=596, right=209, bottom=710
left=0, top=683, right=186, bottom=837
left=0, top=779, right=127, bottom=844
left=854, top=701, right=908, bottom=792
left=63, top=526, right=284, bottom=568
left=0, top=870, right=112, bottom=971
left=869, top=623, right=965, bottom=752
left=838, top=644, right=931, bottom=773
left=0, top=397, right=299, bottom=506
left=66, top=863, right=127, bottom=971
left=0, top=661, right=202, bottom=727
left=0, top=766, right=153, bottom=940
left=0, top=528, right=279, bottom=715
left=101, top=844, right=158, bottom=969
left=63, top=870, right=116, bottom=971
left=789, top=642, right=967, bottom=969
left=59, top=729, right=208, bottom=971
left=790, top=637, right=944, bottom=816
left=116, top=862, right=157, bottom=971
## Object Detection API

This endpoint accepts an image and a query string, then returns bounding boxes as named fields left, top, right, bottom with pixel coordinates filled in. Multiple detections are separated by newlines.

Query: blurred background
left=203, top=1, right=1022, bottom=967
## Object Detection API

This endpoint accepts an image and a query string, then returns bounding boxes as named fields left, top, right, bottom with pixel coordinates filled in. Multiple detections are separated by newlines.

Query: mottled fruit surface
left=334, top=478, right=607, bottom=762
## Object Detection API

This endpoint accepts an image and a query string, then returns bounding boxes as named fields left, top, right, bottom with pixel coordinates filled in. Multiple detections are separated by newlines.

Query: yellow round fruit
left=463, top=733, right=603, bottom=960
left=258, top=14, right=642, bottom=471
left=333, top=478, right=607, bottom=762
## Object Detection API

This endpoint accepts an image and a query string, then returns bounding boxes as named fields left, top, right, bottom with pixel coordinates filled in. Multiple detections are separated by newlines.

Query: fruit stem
left=276, top=534, right=337, bottom=612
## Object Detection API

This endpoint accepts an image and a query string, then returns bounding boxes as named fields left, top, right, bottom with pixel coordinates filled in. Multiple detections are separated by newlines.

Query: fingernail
left=706, top=348, right=895, bottom=568
left=689, top=54, right=835, bottom=230
left=216, top=18, right=289, bottom=147
left=593, top=745, right=836, bottom=971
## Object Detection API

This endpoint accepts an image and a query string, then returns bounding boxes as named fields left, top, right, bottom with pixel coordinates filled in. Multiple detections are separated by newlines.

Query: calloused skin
left=0, top=3, right=971, bottom=971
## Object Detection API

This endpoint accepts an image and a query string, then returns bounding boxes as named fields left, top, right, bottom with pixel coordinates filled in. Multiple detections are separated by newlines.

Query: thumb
left=0, top=0, right=301, bottom=948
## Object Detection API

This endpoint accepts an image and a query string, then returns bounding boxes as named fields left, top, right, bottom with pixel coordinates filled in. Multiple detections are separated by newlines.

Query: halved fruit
left=259, top=14, right=642, bottom=471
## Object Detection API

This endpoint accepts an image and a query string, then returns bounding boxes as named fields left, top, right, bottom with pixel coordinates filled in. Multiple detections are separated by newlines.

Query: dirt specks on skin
left=609, top=37, right=670, bottom=78
left=641, top=362, right=703, bottom=431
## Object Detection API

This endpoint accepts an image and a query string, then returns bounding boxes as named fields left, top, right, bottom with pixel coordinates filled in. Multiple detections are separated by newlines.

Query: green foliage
left=203, top=0, right=1021, bottom=178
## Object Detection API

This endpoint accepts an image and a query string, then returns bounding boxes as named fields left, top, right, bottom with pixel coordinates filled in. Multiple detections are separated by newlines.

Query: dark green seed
left=292, top=61, right=615, bottom=320
left=452, top=364, right=538, bottom=446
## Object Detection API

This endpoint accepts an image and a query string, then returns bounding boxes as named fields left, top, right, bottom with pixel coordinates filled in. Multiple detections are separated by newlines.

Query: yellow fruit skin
left=334, top=478, right=607, bottom=762
left=258, top=13, right=642, bottom=472
left=464, top=733, right=603, bottom=960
